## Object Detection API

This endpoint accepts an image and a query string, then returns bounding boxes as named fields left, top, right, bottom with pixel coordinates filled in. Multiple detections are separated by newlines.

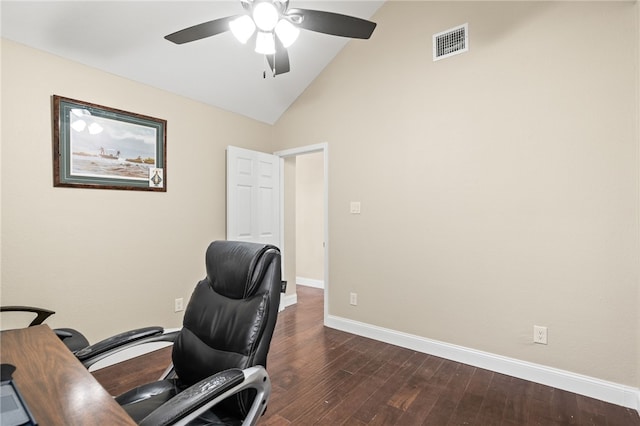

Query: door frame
left=274, top=143, right=329, bottom=323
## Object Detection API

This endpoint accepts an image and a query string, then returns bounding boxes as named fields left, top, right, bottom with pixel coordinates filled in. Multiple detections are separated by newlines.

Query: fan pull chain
left=272, top=53, right=276, bottom=77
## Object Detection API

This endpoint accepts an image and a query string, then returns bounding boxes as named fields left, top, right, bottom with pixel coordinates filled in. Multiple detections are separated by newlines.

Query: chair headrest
left=205, top=240, right=279, bottom=299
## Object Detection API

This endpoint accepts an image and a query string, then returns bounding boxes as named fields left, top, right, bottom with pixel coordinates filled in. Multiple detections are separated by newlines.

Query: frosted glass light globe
left=253, top=2, right=278, bottom=31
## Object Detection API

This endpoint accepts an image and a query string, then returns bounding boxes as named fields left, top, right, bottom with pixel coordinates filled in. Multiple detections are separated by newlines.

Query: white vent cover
left=433, top=23, right=468, bottom=61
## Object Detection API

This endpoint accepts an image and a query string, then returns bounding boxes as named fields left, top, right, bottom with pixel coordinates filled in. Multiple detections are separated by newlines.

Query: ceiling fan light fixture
left=275, top=19, right=299, bottom=47
left=230, top=15, right=256, bottom=43
left=164, top=0, right=378, bottom=76
left=255, top=31, right=276, bottom=54
left=253, top=2, right=279, bottom=31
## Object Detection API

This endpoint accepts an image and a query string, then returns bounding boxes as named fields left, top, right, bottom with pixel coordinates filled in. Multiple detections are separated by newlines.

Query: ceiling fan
left=164, top=0, right=377, bottom=76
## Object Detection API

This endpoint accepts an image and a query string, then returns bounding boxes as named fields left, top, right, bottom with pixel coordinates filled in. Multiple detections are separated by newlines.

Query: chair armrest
left=77, top=328, right=179, bottom=368
left=0, top=306, right=56, bottom=326
left=54, top=329, right=74, bottom=339
left=139, top=366, right=271, bottom=426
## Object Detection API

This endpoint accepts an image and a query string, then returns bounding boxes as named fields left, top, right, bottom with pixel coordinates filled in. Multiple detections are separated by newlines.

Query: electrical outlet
left=349, top=292, right=358, bottom=306
left=174, top=298, right=184, bottom=312
left=533, top=325, right=548, bottom=345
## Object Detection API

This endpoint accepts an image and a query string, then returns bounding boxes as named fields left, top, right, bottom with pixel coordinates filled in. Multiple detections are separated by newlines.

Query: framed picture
left=53, top=95, right=167, bottom=191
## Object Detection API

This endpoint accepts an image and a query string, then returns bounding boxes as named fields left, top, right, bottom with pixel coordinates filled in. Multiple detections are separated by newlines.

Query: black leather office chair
left=112, top=240, right=282, bottom=425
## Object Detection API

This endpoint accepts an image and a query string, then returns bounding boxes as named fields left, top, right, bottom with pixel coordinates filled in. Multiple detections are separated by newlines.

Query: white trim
left=326, top=315, right=640, bottom=411
left=278, top=156, right=286, bottom=293
left=296, top=276, right=324, bottom=289
left=282, top=292, right=297, bottom=308
left=322, top=146, right=329, bottom=322
left=274, top=143, right=326, bottom=157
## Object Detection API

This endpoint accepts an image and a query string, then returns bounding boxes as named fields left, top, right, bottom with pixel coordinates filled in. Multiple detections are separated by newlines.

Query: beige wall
left=637, top=0, right=640, bottom=391
left=0, top=39, right=273, bottom=342
left=274, top=1, right=639, bottom=387
left=1, top=0, right=639, bottom=392
left=295, top=152, right=324, bottom=282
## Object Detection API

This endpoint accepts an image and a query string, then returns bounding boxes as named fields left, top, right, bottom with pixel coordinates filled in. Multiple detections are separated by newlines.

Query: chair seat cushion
left=116, top=379, right=242, bottom=425
left=117, top=379, right=181, bottom=423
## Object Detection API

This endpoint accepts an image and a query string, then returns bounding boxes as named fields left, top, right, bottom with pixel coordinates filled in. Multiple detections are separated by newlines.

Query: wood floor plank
left=368, top=404, right=405, bottom=425
left=92, top=346, right=172, bottom=396
left=446, top=366, right=493, bottom=425
left=281, top=352, right=369, bottom=422
left=260, top=413, right=291, bottom=426
left=549, top=387, right=580, bottom=425
left=422, top=362, right=475, bottom=425
left=386, top=352, right=430, bottom=409
left=474, top=369, right=510, bottom=425
left=316, top=345, right=412, bottom=425
left=350, top=345, right=417, bottom=424
left=94, top=286, right=640, bottom=426
left=576, top=394, right=608, bottom=426
left=502, top=376, right=534, bottom=424
left=407, top=355, right=445, bottom=388
left=396, top=384, right=440, bottom=424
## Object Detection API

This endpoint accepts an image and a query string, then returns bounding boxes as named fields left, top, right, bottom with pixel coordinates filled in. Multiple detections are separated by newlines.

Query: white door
left=226, top=146, right=281, bottom=248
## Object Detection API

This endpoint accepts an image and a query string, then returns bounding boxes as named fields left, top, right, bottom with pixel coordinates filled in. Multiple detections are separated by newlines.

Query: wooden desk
left=0, top=325, right=136, bottom=425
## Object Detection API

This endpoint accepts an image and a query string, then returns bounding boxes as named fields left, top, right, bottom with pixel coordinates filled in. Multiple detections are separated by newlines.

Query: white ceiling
left=1, top=0, right=384, bottom=124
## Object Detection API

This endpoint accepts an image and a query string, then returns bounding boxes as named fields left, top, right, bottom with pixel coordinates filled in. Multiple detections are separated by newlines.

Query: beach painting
left=70, top=112, right=157, bottom=181
left=53, top=95, right=166, bottom=192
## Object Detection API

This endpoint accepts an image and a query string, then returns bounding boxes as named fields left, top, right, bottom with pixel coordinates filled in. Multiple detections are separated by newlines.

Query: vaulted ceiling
left=1, top=1, right=384, bottom=124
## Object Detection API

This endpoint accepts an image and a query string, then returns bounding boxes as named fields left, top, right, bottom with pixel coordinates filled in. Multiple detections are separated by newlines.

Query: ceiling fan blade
left=165, top=16, right=238, bottom=44
left=266, top=38, right=290, bottom=76
left=287, top=8, right=376, bottom=39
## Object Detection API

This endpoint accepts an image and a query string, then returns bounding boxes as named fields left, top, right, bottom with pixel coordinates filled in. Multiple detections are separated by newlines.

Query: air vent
left=433, top=23, right=468, bottom=61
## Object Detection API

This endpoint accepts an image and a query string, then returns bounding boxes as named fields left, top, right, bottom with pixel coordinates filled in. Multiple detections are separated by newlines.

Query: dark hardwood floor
left=94, top=286, right=640, bottom=425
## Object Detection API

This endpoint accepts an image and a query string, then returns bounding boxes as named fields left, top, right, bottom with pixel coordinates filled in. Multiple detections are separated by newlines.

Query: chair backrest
left=172, top=240, right=281, bottom=417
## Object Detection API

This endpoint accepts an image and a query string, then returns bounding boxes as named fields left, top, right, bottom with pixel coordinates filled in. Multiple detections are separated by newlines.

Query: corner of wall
left=637, top=0, right=640, bottom=398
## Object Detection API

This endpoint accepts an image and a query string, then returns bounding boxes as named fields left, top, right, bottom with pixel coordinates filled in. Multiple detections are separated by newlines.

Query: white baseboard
left=296, top=276, right=324, bottom=289
left=325, top=315, right=640, bottom=411
left=282, top=292, right=297, bottom=308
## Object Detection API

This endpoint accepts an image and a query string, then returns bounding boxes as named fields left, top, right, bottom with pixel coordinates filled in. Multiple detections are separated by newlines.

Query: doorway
left=275, top=143, right=329, bottom=322
left=295, top=151, right=324, bottom=290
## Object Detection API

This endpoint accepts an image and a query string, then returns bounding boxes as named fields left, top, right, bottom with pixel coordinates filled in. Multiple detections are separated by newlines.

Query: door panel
left=227, top=146, right=280, bottom=247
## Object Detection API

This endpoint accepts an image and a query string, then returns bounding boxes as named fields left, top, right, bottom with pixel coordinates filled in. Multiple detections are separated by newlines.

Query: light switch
left=350, top=201, right=361, bottom=214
